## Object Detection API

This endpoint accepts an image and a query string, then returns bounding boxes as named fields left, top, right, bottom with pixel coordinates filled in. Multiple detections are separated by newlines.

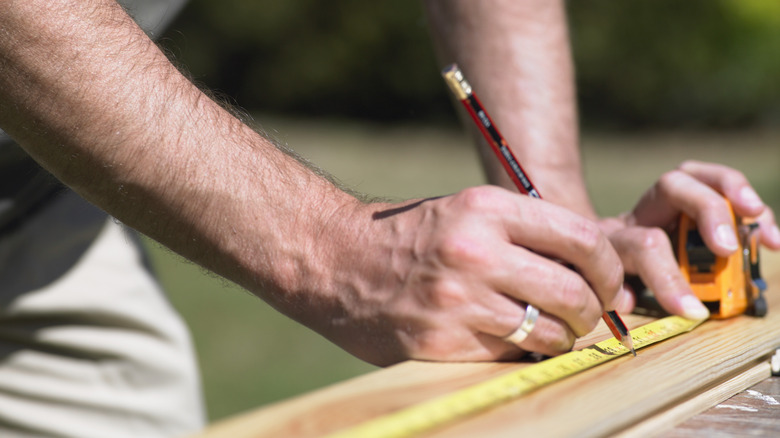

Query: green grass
left=144, top=118, right=780, bottom=423
left=144, top=245, right=376, bottom=421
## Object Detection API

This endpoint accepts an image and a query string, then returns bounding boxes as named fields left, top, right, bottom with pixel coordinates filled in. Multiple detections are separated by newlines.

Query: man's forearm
left=425, top=0, right=596, bottom=218
left=0, top=0, right=630, bottom=366
left=0, top=0, right=353, bottom=301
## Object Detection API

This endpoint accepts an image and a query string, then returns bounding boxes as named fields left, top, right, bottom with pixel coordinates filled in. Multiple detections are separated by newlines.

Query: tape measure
left=326, top=316, right=704, bottom=438
left=677, top=200, right=768, bottom=319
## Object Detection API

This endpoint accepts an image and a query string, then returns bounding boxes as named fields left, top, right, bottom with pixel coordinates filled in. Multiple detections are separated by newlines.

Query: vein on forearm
left=0, top=0, right=356, bottom=298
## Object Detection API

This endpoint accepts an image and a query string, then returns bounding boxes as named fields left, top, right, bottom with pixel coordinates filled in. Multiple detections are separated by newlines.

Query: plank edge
left=613, top=359, right=772, bottom=438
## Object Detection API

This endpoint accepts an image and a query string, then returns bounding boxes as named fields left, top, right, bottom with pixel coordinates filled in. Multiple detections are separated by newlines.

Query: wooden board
left=193, top=250, right=780, bottom=438
left=668, top=374, right=780, bottom=436
left=617, top=361, right=772, bottom=438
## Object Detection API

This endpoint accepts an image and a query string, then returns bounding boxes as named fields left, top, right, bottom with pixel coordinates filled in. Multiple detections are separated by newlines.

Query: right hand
left=305, top=185, right=625, bottom=366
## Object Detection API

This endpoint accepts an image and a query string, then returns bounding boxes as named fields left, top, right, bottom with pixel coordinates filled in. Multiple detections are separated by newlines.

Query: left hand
left=599, top=160, right=780, bottom=318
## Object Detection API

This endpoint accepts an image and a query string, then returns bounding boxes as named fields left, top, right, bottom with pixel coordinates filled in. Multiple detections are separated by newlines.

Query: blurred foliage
left=569, top=0, right=780, bottom=128
left=165, top=0, right=449, bottom=121
left=163, top=0, right=780, bottom=128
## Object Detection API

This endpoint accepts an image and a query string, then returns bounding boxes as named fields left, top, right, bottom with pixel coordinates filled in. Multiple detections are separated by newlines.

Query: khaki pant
left=0, top=191, right=205, bottom=437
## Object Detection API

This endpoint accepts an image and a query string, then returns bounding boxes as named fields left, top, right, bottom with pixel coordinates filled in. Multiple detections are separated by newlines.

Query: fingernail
left=680, top=295, right=710, bottom=320
left=770, top=225, right=780, bottom=245
left=715, top=223, right=739, bottom=251
left=740, top=186, right=764, bottom=209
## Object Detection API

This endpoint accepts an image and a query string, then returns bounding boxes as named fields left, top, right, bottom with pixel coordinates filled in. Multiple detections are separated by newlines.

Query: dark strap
left=0, top=0, right=189, bottom=232
left=0, top=154, right=64, bottom=234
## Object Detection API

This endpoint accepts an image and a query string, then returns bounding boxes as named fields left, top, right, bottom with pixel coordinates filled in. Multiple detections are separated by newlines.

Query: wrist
left=267, top=196, right=426, bottom=363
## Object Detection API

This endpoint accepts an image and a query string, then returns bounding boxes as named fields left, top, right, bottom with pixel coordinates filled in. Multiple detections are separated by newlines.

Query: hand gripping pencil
left=442, top=64, right=636, bottom=357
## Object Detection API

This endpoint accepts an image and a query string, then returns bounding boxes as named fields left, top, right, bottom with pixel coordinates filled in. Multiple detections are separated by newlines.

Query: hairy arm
left=424, top=0, right=595, bottom=218
left=0, top=0, right=354, bottom=320
left=0, top=0, right=625, bottom=365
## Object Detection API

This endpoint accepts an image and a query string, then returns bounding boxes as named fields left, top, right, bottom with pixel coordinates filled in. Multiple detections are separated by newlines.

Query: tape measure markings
left=326, top=316, right=704, bottom=438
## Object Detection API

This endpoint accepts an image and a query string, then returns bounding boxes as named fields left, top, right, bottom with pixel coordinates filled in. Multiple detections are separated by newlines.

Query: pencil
left=441, top=63, right=636, bottom=357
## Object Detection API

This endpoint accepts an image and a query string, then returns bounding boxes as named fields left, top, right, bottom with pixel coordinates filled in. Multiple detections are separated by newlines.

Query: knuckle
left=436, top=233, right=487, bottom=267
left=657, top=169, right=684, bottom=192
left=700, top=196, right=727, bottom=214
left=679, top=161, right=749, bottom=192
left=534, top=321, right=575, bottom=354
left=720, top=166, right=748, bottom=185
left=667, top=271, right=691, bottom=292
left=568, top=219, right=603, bottom=256
left=659, top=167, right=681, bottom=183
left=732, top=177, right=751, bottom=192
left=636, top=227, right=671, bottom=252
left=427, top=279, right=469, bottom=310
left=457, top=186, right=499, bottom=212
left=555, top=271, right=591, bottom=315
left=677, top=159, right=701, bottom=172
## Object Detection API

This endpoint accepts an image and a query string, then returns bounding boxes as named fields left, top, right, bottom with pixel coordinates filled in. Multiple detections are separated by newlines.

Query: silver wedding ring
left=503, top=304, right=539, bottom=345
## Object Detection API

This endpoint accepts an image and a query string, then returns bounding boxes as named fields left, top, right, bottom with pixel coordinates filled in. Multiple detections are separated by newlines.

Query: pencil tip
left=624, top=336, right=636, bottom=357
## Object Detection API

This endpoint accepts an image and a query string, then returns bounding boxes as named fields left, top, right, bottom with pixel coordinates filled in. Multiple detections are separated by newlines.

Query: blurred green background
left=146, top=0, right=780, bottom=425
left=165, top=0, right=780, bottom=127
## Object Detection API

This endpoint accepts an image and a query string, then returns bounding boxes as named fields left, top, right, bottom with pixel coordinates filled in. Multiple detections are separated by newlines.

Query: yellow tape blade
left=327, top=316, right=704, bottom=438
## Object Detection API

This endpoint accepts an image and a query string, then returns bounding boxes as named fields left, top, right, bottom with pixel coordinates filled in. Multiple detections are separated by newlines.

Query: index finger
left=634, top=169, right=741, bottom=257
left=754, top=208, right=780, bottom=250
left=678, top=161, right=765, bottom=218
left=503, top=196, right=625, bottom=311
left=608, top=226, right=710, bottom=320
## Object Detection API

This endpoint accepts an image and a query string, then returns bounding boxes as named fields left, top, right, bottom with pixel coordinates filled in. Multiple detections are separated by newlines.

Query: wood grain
left=668, top=375, right=780, bottom=437
left=193, top=250, right=780, bottom=438
left=615, top=361, right=771, bottom=438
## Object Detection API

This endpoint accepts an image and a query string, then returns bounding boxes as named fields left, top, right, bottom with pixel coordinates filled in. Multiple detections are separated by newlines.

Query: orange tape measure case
left=677, top=200, right=767, bottom=319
